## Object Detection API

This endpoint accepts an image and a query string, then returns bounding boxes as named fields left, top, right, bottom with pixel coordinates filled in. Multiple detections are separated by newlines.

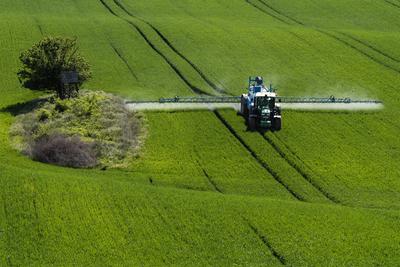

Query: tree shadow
left=0, top=98, right=49, bottom=116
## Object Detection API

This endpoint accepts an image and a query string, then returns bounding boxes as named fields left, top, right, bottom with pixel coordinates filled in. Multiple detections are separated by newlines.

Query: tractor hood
left=255, top=92, right=276, bottom=98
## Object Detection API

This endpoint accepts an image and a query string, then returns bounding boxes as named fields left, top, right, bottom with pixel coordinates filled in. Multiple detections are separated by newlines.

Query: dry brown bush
left=31, top=134, right=97, bottom=168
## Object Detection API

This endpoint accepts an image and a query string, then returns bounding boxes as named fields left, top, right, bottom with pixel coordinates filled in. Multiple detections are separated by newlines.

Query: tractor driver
left=255, top=76, right=263, bottom=86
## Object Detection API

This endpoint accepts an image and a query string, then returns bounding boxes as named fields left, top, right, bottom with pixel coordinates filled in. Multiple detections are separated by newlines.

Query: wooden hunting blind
left=60, top=71, right=79, bottom=85
left=60, top=71, right=79, bottom=98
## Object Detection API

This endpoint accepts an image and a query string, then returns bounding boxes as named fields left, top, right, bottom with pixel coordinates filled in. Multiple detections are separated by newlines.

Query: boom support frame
left=125, top=95, right=382, bottom=104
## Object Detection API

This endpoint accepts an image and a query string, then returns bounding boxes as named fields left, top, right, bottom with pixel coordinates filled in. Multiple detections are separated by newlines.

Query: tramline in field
left=127, top=76, right=382, bottom=131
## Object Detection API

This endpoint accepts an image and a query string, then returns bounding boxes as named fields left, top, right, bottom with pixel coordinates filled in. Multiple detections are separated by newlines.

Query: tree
left=18, top=36, right=91, bottom=99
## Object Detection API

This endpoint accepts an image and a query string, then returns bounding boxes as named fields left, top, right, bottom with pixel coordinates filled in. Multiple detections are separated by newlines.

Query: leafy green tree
left=18, top=37, right=91, bottom=99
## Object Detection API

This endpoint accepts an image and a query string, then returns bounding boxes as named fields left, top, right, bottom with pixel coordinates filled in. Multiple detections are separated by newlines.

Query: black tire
left=249, top=116, right=257, bottom=131
left=241, top=95, right=249, bottom=117
left=273, top=117, right=282, bottom=131
left=244, top=105, right=249, bottom=118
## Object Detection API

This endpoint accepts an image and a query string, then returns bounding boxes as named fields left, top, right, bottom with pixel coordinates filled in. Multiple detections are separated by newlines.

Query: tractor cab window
left=253, top=86, right=262, bottom=93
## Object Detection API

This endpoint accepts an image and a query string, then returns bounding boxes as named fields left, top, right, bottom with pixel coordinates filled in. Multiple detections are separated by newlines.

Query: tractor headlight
left=261, top=108, right=270, bottom=115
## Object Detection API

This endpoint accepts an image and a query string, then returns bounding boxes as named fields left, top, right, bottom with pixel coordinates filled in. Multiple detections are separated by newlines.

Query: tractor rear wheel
left=249, top=116, right=257, bottom=131
left=273, top=117, right=282, bottom=131
left=241, top=95, right=248, bottom=117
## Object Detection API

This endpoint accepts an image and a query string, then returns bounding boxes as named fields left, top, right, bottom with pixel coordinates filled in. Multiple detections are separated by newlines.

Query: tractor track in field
left=286, top=31, right=316, bottom=49
left=113, top=0, right=227, bottom=95
left=214, top=110, right=304, bottom=201
left=130, top=24, right=209, bottom=95
left=273, top=134, right=306, bottom=164
left=247, top=0, right=400, bottom=74
left=243, top=217, right=286, bottom=265
left=244, top=1, right=320, bottom=51
left=319, top=30, right=400, bottom=74
left=338, top=32, right=400, bottom=63
left=383, top=0, right=400, bottom=9
left=245, top=0, right=289, bottom=25
left=109, top=43, right=138, bottom=81
left=98, top=0, right=210, bottom=95
left=261, top=133, right=340, bottom=203
left=194, top=156, right=223, bottom=193
left=33, top=18, right=44, bottom=36
left=99, top=0, right=117, bottom=15
left=201, top=168, right=223, bottom=193
left=256, top=0, right=305, bottom=26
left=143, top=24, right=227, bottom=95
left=274, top=136, right=346, bottom=201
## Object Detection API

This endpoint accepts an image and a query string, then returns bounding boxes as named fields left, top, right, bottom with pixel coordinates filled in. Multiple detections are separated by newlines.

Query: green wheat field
left=0, top=0, right=400, bottom=265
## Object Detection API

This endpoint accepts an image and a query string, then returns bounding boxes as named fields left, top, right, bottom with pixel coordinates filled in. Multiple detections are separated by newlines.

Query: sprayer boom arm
left=158, top=96, right=240, bottom=103
left=278, top=96, right=381, bottom=104
left=135, top=95, right=381, bottom=104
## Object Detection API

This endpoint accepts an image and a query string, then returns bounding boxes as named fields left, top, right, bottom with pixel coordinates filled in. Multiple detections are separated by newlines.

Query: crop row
left=1, top=155, right=399, bottom=265
left=131, top=111, right=294, bottom=200
left=264, top=110, right=400, bottom=209
left=217, top=110, right=333, bottom=204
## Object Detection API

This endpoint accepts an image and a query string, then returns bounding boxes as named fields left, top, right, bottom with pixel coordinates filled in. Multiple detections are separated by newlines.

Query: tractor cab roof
left=254, top=91, right=276, bottom=98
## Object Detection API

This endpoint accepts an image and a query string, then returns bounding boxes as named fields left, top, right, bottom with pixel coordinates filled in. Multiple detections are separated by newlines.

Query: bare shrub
left=31, top=134, right=97, bottom=168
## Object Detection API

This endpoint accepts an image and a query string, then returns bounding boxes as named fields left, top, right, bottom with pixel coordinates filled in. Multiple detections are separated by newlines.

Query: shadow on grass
left=0, top=97, right=49, bottom=116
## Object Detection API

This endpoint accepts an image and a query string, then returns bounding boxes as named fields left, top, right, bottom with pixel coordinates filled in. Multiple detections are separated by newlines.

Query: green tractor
left=240, top=77, right=282, bottom=131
